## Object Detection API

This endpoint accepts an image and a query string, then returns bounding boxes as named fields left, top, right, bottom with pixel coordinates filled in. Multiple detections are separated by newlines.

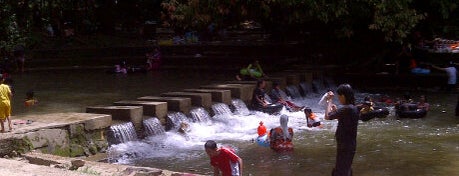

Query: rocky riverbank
left=0, top=151, right=199, bottom=176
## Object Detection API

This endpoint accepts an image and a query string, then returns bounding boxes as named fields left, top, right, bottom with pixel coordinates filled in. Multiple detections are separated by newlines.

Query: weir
left=211, top=103, right=233, bottom=116
left=160, top=92, right=212, bottom=110
left=183, top=88, right=232, bottom=105
left=3, top=69, right=346, bottom=176
left=143, top=118, right=165, bottom=136
left=113, top=100, right=168, bottom=125
left=137, top=96, right=192, bottom=115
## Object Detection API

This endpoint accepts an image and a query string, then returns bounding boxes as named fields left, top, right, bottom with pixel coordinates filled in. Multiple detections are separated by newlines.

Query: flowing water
left=106, top=121, right=138, bottom=145
left=10, top=69, right=459, bottom=176
left=143, top=117, right=165, bottom=136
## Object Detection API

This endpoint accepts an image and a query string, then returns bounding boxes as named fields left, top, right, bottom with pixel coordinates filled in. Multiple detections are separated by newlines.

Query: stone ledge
left=160, top=92, right=212, bottom=109
left=86, top=106, right=143, bottom=129
left=113, top=100, right=168, bottom=124
left=10, top=113, right=112, bottom=134
left=183, top=89, right=232, bottom=105
left=137, top=96, right=192, bottom=114
left=20, top=151, right=202, bottom=176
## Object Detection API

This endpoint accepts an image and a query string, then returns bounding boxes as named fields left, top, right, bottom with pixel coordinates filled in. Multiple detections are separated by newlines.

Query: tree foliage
left=0, top=0, right=457, bottom=51
left=160, top=0, right=457, bottom=42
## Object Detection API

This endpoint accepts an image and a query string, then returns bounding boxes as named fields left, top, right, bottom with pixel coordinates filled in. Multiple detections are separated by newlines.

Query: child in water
left=24, top=90, right=38, bottom=107
left=304, top=108, right=322, bottom=128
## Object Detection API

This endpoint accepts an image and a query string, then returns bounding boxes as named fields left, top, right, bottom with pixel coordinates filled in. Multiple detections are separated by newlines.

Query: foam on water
left=108, top=96, right=338, bottom=164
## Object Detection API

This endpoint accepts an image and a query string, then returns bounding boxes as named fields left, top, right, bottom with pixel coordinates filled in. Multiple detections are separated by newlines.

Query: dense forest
left=0, top=0, right=457, bottom=52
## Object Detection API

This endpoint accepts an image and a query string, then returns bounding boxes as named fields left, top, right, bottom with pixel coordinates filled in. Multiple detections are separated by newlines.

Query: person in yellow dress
left=0, top=74, right=12, bottom=132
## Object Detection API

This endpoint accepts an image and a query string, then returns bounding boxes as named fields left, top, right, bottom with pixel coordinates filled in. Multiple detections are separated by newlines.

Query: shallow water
left=10, top=70, right=459, bottom=176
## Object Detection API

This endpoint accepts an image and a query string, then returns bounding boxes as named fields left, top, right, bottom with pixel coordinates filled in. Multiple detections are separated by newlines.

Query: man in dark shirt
left=325, top=84, right=359, bottom=176
left=252, top=80, right=268, bottom=109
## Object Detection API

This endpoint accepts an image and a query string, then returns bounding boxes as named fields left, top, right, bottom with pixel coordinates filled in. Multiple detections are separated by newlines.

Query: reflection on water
left=10, top=70, right=459, bottom=176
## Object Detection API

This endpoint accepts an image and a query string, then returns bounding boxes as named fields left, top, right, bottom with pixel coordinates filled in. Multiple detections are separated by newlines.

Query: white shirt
left=445, top=66, right=457, bottom=84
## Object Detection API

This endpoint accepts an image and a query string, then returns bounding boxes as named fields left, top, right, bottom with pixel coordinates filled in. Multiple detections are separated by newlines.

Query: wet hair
left=304, top=107, right=312, bottom=114
left=204, top=140, right=217, bottom=150
left=336, top=83, right=355, bottom=105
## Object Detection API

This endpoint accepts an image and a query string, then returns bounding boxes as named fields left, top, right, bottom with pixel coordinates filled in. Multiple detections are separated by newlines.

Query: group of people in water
left=206, top=83, right=362, bottom=176
left=109, top=46, right=162, bottom=74
left=204, top=74, right=436, bottom=176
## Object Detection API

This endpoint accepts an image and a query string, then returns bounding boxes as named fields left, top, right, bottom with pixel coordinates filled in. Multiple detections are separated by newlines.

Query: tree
left=159, top=0, right=457, bottom=42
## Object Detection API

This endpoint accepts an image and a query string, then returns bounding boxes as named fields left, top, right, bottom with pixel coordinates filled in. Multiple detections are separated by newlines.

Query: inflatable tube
left=397, top=108, right=427, bottom=119
left=256, top=134, right=270, bottom=147
left=360, top=106, right=390, bottom=121
left=396, top=103, right=427, bottom=118
left=249, top=104, right=283, bottom=115
left=270, top=141, right=293, bottom=152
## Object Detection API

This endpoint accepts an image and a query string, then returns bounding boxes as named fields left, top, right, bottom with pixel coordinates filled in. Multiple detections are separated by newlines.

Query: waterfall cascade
left=143, top=118, right=165, bottom=136
left=190, top=107, right=211, bottom=122
left=231, top=99, right=251, bottom=116
left=312, top=79, right=326, bottom=93
left=107, top=122, right=138, bottom=145
left=165, top=112, right=190, bottom=131
left=300, top=82, right=313, bottom=96
left=212, top=103, right=233, bottom=116
left=285, top=85, right=302, bottom=99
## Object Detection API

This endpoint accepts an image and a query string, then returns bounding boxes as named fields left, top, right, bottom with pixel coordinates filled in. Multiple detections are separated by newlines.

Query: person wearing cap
left=268, top=115, right=294, bottom=151
left=0, top=74, right=12, bottom=132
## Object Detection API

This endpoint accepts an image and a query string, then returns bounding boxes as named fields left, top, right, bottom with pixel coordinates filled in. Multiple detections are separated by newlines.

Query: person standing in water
left=205, top=140, right=243, bottom=176
left=325, top=84, right=359, bottom=176
left=269, top=114, right=294, bottom=151
left=431, top=61, right=457, bottom=92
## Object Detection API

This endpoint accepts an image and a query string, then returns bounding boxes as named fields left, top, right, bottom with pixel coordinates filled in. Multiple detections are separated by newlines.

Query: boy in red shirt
left=205, top=140, right=243, bottom=176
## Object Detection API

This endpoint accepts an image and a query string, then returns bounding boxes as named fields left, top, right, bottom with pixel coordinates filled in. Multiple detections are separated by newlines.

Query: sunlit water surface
left=10, top=70, right=459, bottom=176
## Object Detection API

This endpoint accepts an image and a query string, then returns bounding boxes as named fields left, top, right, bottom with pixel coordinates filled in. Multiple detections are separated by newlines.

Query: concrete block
left=113, top=100, right=167, bottom=123
left=137, top=96, right=191, bottom=114
left=183, top=89, right=231, bottom=105
left=225, top=84, right=256, bottom=103
left=304, top=72, right=313, bottom=84
left=267, top=77, right=287, bottom=90
left=160, top=92, right=212, bottom=109
left=286, top=74, right=300, bottom=86
left=86, top=106, right=143, bottom=130
left=226, top=80, right=273, bottom=91
left=200, top=84, right=255, bottom=104
left=82, top=114, right=112, bottom=131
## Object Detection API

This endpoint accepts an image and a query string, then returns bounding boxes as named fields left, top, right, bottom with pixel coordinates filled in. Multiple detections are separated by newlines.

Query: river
left=10, top=69, right=459, bottom=176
